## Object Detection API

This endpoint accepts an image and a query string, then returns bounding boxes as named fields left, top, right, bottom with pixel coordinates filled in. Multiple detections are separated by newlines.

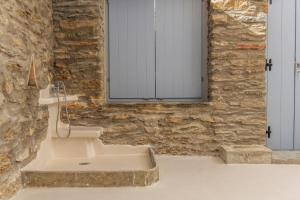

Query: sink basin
left=21, top=138, right=158, bottom=187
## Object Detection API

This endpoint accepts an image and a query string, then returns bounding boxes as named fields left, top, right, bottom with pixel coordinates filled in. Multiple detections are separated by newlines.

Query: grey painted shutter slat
left=267, top=0, right=295, bottom=150
left=155, top=0, right=202, bottom=99
left=109, top=0, right=155, bottom=99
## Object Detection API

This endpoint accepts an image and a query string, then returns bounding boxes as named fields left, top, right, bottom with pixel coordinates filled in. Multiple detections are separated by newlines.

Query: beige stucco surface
left=12, top=156, right=300, bottom=200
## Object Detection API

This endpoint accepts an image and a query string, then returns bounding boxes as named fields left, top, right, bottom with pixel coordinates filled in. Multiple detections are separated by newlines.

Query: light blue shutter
left=295, top=0, right=300, bottom=149
left=109, top=0, right=155, bottom=99
left=155, top=0, right=202, bottom=99
left=267, top=0, right=295, bottom=150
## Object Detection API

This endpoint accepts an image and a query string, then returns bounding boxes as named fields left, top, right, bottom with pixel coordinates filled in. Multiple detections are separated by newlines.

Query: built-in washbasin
left=21, top=138, right=158, bottom=187
left=21, top=84, right=159, bottom=187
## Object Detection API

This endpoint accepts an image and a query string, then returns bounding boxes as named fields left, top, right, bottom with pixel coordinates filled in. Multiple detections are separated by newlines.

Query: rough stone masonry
left=51, top=0, right=267, bottom=155
left=0, top=1, right=53, bottom=199
left=0, top=0, right=267, bottom=198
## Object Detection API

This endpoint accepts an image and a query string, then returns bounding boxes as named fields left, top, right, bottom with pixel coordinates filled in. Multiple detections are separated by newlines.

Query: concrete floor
left=12, top=156, right=300, bottom=200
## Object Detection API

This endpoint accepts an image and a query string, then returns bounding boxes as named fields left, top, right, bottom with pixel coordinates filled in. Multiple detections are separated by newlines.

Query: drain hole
left=79, top=162, right=90, bottom=166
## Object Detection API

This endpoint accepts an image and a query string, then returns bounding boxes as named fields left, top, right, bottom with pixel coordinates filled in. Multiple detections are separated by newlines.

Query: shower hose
left=54, top=81, right=71, bottom=138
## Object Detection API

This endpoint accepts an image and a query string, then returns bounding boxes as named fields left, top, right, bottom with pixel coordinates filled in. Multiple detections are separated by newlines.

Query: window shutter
left=155, top=0, right=202, bottom=99
left=109, top=0, right=156, bottom=99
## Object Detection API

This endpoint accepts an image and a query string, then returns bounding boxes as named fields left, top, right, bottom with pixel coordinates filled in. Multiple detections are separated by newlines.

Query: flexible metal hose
left=55, top=81, right=71, bottom=138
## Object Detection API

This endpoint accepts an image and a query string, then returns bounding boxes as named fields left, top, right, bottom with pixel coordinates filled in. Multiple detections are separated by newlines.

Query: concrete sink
left=21, top=138, right=158, bottom=187
left=21, top=85, right=159, bottom=187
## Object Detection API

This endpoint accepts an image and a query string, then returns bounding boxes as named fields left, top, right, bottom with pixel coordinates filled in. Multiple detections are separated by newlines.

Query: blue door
left=266, top=0, right=296, bottom=149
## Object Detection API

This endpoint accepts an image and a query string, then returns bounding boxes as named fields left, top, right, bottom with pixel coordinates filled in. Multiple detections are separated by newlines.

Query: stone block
left=219, top=145, right=272, bottom=164
left=0, top=153, right=11, bottom=175
left=272, top=151, right=300, bottom=165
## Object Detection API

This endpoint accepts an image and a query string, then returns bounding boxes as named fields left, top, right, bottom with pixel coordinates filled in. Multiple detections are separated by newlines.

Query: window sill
left=106, top=98, right=210, bottom=106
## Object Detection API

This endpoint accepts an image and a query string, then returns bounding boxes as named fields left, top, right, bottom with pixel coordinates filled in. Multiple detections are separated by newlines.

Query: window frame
left=105, top=0, right=208, bottom=103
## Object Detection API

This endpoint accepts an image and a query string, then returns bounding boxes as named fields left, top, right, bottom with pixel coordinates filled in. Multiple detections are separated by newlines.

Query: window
left=108, top=0, right=205, bottom=100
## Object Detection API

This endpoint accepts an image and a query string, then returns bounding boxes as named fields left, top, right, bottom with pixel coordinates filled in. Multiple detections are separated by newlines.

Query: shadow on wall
left=51, top=0, right=267, bottom=156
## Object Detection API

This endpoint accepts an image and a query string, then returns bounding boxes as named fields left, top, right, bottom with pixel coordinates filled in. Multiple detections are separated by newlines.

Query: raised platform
left=219, top=145, right=272, bottom=164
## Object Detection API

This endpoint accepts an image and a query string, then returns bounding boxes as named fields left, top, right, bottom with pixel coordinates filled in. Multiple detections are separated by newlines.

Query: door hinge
left=266, top=126, right=272, bottom=138
left=265, top=59, right=273, bottom=71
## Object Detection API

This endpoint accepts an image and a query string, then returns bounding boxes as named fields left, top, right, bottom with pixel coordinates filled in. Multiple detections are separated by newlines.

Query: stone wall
left=0, top=1, right=53, bottom=199
left=52, top=0, right=267, bottom=155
